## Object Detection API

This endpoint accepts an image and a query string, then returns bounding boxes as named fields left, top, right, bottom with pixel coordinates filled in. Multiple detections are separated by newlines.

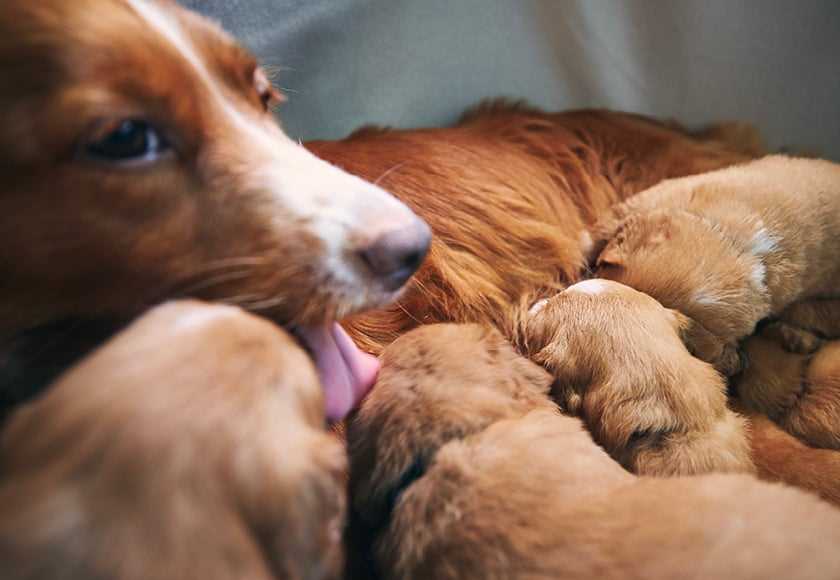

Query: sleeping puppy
left=519, top=279, right=753, bottom=476
left=737, top=330, right=840, bottom=450
left=0, top=302, right=346, bottom=580
left=588, top=155, right=840, bottom=376
left=347, top=324, right=840, bottom=580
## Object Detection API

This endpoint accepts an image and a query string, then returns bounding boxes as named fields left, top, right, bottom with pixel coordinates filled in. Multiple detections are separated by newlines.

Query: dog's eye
left=84, top=120, right=172, bottom=165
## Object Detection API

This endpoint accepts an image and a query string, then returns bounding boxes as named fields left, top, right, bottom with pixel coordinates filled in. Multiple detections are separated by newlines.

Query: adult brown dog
left=311, top=108, right=761, bottom=353
left=0, top=0, right=431, bottom=422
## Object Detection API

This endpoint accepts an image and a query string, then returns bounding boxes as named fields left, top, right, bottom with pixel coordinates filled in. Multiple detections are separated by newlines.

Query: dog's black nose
left=359, top=219, right=432, bottom=290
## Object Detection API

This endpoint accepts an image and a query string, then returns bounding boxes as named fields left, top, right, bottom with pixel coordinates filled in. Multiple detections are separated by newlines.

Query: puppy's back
left=383, top=411, right=840, bottom=580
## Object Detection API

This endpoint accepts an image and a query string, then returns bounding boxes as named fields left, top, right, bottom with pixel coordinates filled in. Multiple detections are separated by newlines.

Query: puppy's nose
left=359, top=219, right=432, bottom=290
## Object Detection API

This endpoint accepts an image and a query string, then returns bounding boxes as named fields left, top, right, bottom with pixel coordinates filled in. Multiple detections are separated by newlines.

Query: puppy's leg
left=782, top=340, right=840, bottom=449
left=674, top=311, right=746, bottom=377
left=777, top=298, right=840, bottom=342
left=747, top=413, right=840, bottom=507
left=760, top=320, right=823, bottom=354
left=738, top=335, right=809, bottom=419
left=621, top=409, right=754, bottom=476
left=583, top=375, right=754, bottom=477
left=739, top=335, right=840, bottom=450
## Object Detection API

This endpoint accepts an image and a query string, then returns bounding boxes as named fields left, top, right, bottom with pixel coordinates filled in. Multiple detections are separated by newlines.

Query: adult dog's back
left=308, top=103, right=762, bottom=352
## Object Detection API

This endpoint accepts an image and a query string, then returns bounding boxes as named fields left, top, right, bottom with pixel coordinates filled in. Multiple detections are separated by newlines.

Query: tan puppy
left=588, top=155, right=840, bottom=375
left=519, top=279, right=752, bottom=476
left=347, top=324, right=840, bottom=580
left=738, top=331, right=840, bottom=450
left=0, top=302, right=346, bottom=580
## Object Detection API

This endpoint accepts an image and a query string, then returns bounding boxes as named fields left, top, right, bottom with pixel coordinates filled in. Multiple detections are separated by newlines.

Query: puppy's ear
left=586, top=210, right=627, bottom=269
left=669, top=309, right=745, bottom=376
left=594, top=243, right=624, bottom=269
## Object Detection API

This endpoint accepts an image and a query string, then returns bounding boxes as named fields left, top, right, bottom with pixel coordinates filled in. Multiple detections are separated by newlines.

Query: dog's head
left=0, top=0, right=431, bottom=419
left=0, top=0, right=429, bottom=330
left=588, top=209, right=768, bottom=344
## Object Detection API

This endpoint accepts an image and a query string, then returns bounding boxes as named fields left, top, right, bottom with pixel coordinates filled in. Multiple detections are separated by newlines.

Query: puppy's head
left=590, top=209, right=768, bottom=343
left=346, top=324, right=554, bottom=533
left=0, top=0, right=430, bottom=332
left=519, top=279, right=729, bottom=452
left=0, top=301, right=347, bottom=580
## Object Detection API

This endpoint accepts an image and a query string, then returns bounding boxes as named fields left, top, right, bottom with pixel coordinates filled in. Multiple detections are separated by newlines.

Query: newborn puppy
left=588, top=155, right=840, bottom=375
left=347, top=323, right=840, bottom=580
left=738, top=331, right=840, bottom=450
left=520, top=279, right=752, bottom=476
left=0, top=302, right=346, bottom=580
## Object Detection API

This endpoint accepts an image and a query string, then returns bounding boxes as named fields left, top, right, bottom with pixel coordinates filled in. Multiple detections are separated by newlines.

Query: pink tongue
left=296, top=323, right=380, bottom=422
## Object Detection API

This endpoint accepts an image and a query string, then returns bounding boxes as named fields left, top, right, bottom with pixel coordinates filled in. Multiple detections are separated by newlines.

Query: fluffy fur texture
left=0, top=302, right=347, bottom=580
left=309, top=105, right=762, bottom=354
left=738, top=329, right=840, bottom=450
left=347, top=324, right=840, bottom=580
left=746, top=410, right=840, bottom=507
left=0, top=0, right=427, bottom=339
left=515, top=279, right=753, bottom=476
left=589, top=155, right=840, bottom=376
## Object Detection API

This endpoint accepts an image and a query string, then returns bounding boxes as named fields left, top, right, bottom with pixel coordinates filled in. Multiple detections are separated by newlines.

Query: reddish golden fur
left=0, top=0, right=426, bottom=337
left=589, top=155, right=840, bottom=375
left=347, top=324, right=840, bottom=580
left=738, top=330, right=840, bottom=450
left=746, top=411, right=840, bottom=507
left=516, top=279, right=753, bottom=476
left=309, top=105, right=760, bottom=353
left=6, top=0, right=840, bottom=575
left=0, top=302, right=346, bottom=580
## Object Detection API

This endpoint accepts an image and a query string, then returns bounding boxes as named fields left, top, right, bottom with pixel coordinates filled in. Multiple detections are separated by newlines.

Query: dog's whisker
left=396, top=301, right=424, bottom=326
left=373, top=161, right=408, bottom=186
left=176, top=269, right=256, bottom=297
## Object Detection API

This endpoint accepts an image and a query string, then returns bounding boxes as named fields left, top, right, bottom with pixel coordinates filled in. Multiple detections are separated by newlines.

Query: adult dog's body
left=309, top=105, right=760, bottom=352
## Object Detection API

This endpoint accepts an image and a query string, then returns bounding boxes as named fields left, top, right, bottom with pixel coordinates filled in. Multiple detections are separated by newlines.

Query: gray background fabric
left=182, top=0, right=840, bottom=160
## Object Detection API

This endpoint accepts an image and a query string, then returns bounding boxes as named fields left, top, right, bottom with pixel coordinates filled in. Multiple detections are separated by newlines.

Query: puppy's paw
left=717, top=342, right=749, bottom=377
left=761, top=320, right=824, bottom=354
left=629, top=409, right=755, bottom=476
left=676, top=313, right=746, bottom=376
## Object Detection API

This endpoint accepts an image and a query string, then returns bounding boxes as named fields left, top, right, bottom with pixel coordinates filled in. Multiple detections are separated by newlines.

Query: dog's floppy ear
left=669, top=309, right=745, bottom=376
